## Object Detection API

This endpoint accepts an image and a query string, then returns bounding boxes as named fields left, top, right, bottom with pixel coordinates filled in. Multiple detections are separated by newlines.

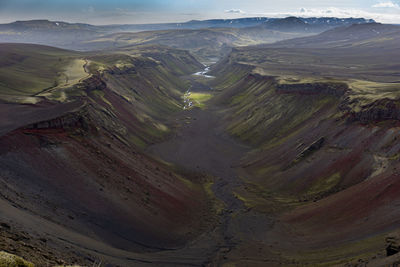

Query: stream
left=183, top=66, right=215, bottom=110
left=193, top=66, right=215, bottom=79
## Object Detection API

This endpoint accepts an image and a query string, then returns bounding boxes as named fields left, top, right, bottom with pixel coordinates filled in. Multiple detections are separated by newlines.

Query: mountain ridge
left=266, top=22, right=400, bottom=49
left=0, top=16, right=375, bottom=33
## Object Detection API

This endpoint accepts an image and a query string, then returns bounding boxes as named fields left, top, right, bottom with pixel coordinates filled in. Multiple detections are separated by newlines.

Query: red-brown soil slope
left=0, top=44, right=216, bottom=266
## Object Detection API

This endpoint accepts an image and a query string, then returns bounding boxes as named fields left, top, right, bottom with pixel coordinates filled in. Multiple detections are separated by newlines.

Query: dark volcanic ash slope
left=0, top=44, right=215, bottom=266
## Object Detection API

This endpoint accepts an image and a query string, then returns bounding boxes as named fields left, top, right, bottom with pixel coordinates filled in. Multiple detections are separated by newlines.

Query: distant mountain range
left=253, top=16, right=375, bottom=33
left=110, top=17, right=375, bottom=32
left=267, top=22, right=400, bottom=50
left=0, top=17, right=376, bottom=59
left=0, top=16, right=375, bottom=34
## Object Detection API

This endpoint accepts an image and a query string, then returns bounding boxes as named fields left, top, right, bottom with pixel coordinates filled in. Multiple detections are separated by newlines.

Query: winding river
left=183, top=66, right=215, bottom=110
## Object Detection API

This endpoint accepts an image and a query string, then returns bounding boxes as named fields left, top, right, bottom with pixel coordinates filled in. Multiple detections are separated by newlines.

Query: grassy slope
left=84, top=45, right=203, bottom=146
left=0, top=44, right=81, bottom=97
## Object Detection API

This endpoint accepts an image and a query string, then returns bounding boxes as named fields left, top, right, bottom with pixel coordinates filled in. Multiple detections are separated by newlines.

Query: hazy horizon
left=0, top=0, right=399, bottom=25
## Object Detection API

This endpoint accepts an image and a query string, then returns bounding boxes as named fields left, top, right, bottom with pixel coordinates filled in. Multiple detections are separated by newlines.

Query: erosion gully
left=146, top=66, right=276, bottom=266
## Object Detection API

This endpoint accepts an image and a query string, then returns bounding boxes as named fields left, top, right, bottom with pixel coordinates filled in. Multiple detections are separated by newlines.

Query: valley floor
left=144, top=75, right=298, bottom=266
left=147, top=105, right=288, bottom=266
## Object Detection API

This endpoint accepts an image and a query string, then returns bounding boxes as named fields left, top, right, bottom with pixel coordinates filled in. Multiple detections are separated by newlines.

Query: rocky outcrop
left=25, top=111, right=88, bottom=131
left=347, top=98, right=400, bottom=124
left=295, top=137, right=325, bottom=162
left=246, top=73, right=276, bottom=81
left=106, top=66, right=137, bottom=75
left=79, top=74, right=107, bottom=92
left=276, top=82, right=348, bottom=97
left=386, top=235, right=400, bottom=256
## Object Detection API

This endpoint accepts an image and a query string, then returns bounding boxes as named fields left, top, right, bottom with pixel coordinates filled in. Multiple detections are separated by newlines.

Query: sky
left=0, top=0, right=399, bottom=24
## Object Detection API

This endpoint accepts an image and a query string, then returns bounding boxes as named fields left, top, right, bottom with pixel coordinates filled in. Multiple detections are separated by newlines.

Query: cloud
left=225, top=9, right=245, bottom=14
left=372, top=1, right=400, bottom=8
left=242, top=7, right=400, bottom=24
left=294, top=7, right=368, bottom=18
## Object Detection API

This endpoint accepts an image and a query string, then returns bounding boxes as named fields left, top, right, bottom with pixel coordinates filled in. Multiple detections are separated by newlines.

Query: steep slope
left=0, top=44, right=217, bottom=266
left=205, top=35, right=400, bottom=265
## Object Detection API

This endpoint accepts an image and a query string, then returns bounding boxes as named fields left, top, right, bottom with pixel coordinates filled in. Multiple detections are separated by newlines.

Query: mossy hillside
left=213, top=51, right=400, bottom=200
left=210, top=61, right=253, bottom=91
left=3, top=45, right=200, bottom=151
left=348, top=79, right=400, bottom=108
left=278, top=171, right=343, bottom=203
left=85, top=46, right=201, bottom=89
left=140, top=48, right=203, bottom=75
left=210, top=60, right=350, bottom=206
left=88, top=80, right=175, bottom=147
left=39, top=59, right=91, bottom=102
left=101, top=63, right=184, bottom=116
left=0, top=44, right=81, bottom=98
left=90, top=89, right=111, bottom=105
left=227, top=93, right=341, bottom=199
left=0, top=43, right=201, bottom=106
left=263, top=97, right=337, bottom=148
left=106, top=45, right=203, bottom=75
left=216, top=70, right=339, bottom=147
left=275, top=75, right=400, bottom=112
left=83, top=48, right=203, bottom=147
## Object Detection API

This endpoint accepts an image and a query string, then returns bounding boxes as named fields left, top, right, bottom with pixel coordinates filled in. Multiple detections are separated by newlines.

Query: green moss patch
left=307, top=172, right=341, bottom=196
left=184, top=92, right=213, bottom=109
left=0, top=251, right=34, bottom=267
